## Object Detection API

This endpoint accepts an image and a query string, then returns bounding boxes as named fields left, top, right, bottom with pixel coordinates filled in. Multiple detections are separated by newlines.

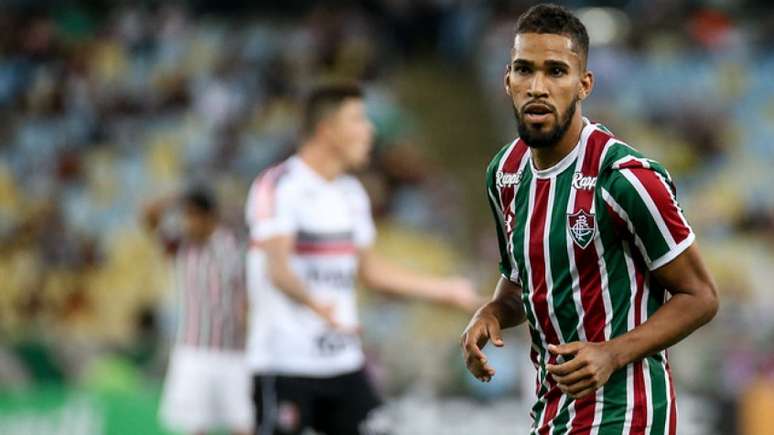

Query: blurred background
left=0, top=0, right=772, bottom=434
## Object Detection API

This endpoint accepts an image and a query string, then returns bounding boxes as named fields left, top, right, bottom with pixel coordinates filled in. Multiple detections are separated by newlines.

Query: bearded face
left=504, top=33, right=591, bottom=149
left=513, top=94, right=578, bottom=149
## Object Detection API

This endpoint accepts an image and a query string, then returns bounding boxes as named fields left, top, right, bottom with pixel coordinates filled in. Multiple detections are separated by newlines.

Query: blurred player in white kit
left=245, top=83, right=480, bottom=435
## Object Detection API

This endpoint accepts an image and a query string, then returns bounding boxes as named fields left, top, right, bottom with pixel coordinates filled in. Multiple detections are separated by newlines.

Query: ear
left=504, top=64, right=512, bottom=96
left=578, top=69, right=594, bottom=101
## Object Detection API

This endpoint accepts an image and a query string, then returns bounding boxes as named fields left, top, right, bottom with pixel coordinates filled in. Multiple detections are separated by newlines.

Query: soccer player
left=460, top=4, right=718, bottom=434
left=245, top=83, right=480, bottom=435
left=143, top=188, right=253, bottom=435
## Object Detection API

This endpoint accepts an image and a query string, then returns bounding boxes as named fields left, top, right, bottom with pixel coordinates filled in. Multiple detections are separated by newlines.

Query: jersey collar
left=290, top=155, right=337, bottom=185
left=529, top=118, right=595, bottom=179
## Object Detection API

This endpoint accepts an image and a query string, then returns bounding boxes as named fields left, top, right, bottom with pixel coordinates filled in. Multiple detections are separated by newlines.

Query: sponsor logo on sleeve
left=496, top=170, right=523, bottom=188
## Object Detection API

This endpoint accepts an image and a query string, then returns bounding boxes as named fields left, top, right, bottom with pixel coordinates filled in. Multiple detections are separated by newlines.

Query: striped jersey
left=486, top=120, right=694, bottom=435
left=245, top=155, right=376, bottom=377
left=173, top=227, right=247, bottom=351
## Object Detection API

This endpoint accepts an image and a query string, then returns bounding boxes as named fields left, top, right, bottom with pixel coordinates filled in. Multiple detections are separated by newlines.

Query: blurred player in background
left=143, top=188, right=253, bottom=435
left=461, top=4, right=718, bottom=434
left=245, top=83, right=480, bottom=435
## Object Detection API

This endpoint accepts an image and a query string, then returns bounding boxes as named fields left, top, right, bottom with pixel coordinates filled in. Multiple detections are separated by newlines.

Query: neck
left=531, top=111, right=585, bottom=171
left=298, top=139, right=345, bottom=181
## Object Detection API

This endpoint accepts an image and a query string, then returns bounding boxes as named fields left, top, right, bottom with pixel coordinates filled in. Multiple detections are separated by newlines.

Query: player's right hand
left=311, top=302, right=360, bottom=335
left=460, top=306, right=504, bottom=382
left=312, top=302, right=341, bottom=328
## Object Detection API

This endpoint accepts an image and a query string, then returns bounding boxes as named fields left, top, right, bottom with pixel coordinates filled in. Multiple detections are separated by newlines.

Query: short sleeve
left=599, top=160, right=695, bottom=270
left=245, top=170, right=298, bottom=242
left=486, top=155, right=519, bottom=284
left=349, top=180, right=376, bottom=248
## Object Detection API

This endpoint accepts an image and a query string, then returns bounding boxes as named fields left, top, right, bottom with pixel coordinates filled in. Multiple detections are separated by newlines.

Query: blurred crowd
left=0, top=1, right=773, bottom=434
left=0, top=1, right=447, bottom=389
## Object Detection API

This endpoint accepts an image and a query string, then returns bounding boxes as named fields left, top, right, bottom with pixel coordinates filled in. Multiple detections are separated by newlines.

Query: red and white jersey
left=244, top=155, right=375, bottom=377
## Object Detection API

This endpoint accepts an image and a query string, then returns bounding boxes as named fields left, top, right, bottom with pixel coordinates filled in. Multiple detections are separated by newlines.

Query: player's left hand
left=546, top=341, right=620, bottom=399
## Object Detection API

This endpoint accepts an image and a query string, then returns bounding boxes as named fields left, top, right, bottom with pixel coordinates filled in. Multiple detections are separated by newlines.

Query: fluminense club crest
left=567, top=209, right=596, bottom=249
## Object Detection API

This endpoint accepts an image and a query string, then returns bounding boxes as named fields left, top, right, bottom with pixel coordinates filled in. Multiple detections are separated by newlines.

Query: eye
left=550, top=67, right=566, bottom=77
left=513, top=65, right=531, bottom=75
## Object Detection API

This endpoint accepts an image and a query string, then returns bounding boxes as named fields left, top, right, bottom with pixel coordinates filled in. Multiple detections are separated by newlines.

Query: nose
left=527, top=72, right=549, bottom=99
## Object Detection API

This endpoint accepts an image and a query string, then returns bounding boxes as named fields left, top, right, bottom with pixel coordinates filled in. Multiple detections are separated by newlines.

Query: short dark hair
left=302, top=83, right=364, bottom=137
left=515, top=4, right=589, bottom=67
left=182, top=186, right=217, bottom=215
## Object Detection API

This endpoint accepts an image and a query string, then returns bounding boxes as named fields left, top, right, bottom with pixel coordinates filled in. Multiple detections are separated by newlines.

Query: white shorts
left=160, top=346, right=254, bottom=433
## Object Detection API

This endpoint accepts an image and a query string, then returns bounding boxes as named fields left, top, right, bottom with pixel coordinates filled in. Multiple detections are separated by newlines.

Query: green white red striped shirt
left=174, top=227, right=247, bottom=351
left=486, top=120, right=694, bottom=435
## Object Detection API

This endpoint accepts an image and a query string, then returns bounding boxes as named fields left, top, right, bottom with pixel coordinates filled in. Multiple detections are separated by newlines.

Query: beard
left=513, top=96, right=578, bottom=149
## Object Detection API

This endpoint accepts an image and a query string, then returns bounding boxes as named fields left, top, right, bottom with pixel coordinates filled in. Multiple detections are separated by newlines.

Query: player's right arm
left=246, top=168, right=339, bottom=329
left=260, top=235, right=339, bottom=328
left=461, top=148, right=527, bottom=382
left=461, top=277, right=526, bottom=382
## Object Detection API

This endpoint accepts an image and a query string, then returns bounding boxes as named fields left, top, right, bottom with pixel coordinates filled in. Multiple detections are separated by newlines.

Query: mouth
left=522, top=103, right=554, bottom=124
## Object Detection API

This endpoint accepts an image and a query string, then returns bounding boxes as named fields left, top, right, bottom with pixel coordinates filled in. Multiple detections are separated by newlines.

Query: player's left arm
left=351, top=177, right=481, bottom=312
left=547, top=245, right=718, bottom=398
left=547, top=162, right=718, bottom=399
left=357, top=247, right=481, bottom=312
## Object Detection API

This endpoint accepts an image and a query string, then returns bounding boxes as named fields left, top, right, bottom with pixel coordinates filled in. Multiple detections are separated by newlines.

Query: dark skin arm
left=140, top=194, right=184, bottom=256
left=546, top=244, right=719, bottom=398
left=141, top=194, right=177, bottom=233
left=460, top=276, right=526, bottom=382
